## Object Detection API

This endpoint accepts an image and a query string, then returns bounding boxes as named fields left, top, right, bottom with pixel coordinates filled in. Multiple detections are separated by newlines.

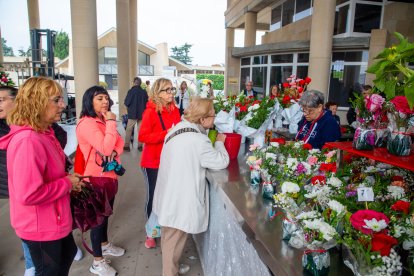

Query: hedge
left=196, top=74, right=224, bottom=90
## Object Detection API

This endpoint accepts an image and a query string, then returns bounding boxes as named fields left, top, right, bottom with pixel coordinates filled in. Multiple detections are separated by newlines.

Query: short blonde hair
left=8, top=77, right=62, bottom=131
left=184, top=97, right=213, bottom=124
left=150, top=78, right=176, bottom=112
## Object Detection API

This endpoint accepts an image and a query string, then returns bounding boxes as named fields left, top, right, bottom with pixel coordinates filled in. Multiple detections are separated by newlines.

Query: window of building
left=282, top=0, right=295, bottom=27
left=240, top=68, right=250, bottom=91
left=294, top=0, right=312, bottom=21
left=271, top=54, right=293, bottom=63
left=241, top=57, right=251, bottom=66
left=138, top=51, right=150, bottom=66
left=253, top=56, right=268, bottom=65
left=270, top=6, right=282, bottom=31
left=328, top=50, right=368, bottom=108
left=334, top=4, right=349, bottom=35
left=353, top=4, right=382, bottom=33
left=297, top=53, right=309, bottom=62
left=270, top=66, right=293, bottom=91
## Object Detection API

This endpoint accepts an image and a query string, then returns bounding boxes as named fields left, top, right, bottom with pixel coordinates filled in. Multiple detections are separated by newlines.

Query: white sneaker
left=74, top=247, right=83, bottom=261
left=24, top=267, right=35, bottom=276
left=102, top=242, right=125, bottom=257
left=179, top=264, right=190, bottom=274
left=89, top=259, right=117, bottom=276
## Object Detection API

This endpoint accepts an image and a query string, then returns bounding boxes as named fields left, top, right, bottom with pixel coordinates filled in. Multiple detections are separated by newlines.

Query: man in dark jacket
left=243, top=81, right=258, bottom=98
left=124, top=77, right=148, bottom=151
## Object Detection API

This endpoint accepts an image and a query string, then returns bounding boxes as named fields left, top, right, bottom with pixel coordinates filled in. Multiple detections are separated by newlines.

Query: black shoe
left=123, top=146, right=130, bottom=152
left=138, top=146, right=143, bottom=152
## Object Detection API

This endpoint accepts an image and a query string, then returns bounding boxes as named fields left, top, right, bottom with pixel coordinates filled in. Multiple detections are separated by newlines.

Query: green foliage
left=99, top=81, right=108, bottom=89
left=196, top=74, right=224, bottom=90
left=170, top=43, right=192, bottom=65
left=366, top=32, right=414, bottom=107
left=1, top=38, right=14, bottom=56
left=54, top=30, right=69, bottom=60
left=18, top=47, right=47, bottom=57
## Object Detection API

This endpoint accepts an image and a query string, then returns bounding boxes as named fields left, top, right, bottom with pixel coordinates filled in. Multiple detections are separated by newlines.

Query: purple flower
left=296, top=163, right=307, bottom=175
left=346, top=191, right=357, bottom=197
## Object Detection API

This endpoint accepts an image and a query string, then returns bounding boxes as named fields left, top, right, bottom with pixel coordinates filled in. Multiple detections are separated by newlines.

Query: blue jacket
left=295, top=110, right=341, bottom=149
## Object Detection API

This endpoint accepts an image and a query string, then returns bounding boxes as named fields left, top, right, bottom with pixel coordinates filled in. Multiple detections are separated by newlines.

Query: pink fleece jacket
left=0, top=125, right=72, bottom=241
left=76, top=117, right=124, bottom=179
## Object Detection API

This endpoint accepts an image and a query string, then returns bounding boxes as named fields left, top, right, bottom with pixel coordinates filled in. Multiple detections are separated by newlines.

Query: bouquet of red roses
left=279, top=75, right=311, bottom=108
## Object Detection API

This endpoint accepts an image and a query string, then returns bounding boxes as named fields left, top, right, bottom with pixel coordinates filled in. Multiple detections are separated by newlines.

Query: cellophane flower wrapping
left=281, top=102, right=303, bottom=134
left=302, top=250, right=330, bottom=276
left=387, top=128, right=412, bottom=156
left=353, top=127, right=376, bottom=150
left=214, top=107, right=236, bottom=133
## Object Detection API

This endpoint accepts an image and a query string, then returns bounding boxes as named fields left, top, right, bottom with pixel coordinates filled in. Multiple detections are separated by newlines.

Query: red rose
left=391, top=200, right=411, bottom=215
left=302, top=143, right=313, bottom=150
left=270, top=137, right=286, bottom=145
left=248, top=95, right=254, bottom=99
left=391, top=176, right=404, bottom=182
left=304, top=77, right=312, bottom=84
left=282, top=95, right=291, bottom=105
left=350, top=210, right=390, bottom=235
left=282, top=82, right=289, bottom=88
left=235, top=102, right=242, bottom=107
left=322, top=144, right=335, bottom=150
left=298, top=79, right=306, bottom=86
left=297, top=87, right=304, bottom=93
left=253, top=100, right=261, bottom=105
left=391, top=96, right=414, bottom=114
left=319, top=163, right=337, bottom=173
left=371, top=233, right=398, bottom=256
left=240, top=105, right=247, bottom=112
left=311, top=175, right=326, bottom=185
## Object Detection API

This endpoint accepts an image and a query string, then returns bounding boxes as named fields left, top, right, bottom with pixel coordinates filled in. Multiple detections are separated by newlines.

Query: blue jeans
left=22, top=241, right=34, bottom=270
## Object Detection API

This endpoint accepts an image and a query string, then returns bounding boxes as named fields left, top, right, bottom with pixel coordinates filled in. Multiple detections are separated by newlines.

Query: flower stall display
left=385, top=96, right=414, bottom=156
left=0, top=70, right=15, bottom=87
left=236, top=97, right=280, bottom=146
left=278, top=75, right=311, bottom=134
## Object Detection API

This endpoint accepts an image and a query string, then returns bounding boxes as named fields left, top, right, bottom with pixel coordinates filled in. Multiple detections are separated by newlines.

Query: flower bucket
left=282, top=218, right=298, bottom=241
left=224, top=133, right=242, bottom=160
left=387, top=130, right=412, bottom=156
left=262, top=183, right=274, bottom=200
left=250, top=169, right=261, bottom=186
left=353, top=127, right=375, bottom=150
left=302, top=250, right=330, bottom=276
left=374, top=128, right=390, bottom=148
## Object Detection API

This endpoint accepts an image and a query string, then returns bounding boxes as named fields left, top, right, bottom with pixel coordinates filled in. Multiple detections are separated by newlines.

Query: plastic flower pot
left=223, top=133, right=242, bottom=160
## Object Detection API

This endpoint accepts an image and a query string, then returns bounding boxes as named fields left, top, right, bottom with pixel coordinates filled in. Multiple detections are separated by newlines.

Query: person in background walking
left=0, top=77, right=82, bottom=276
left=175, top=81, right=190, bottom=116
left=124, top=77, right=148, bottom=152
left=138, top=78, right=181, bottom=249
left=77, top=86, right=125, bottom=276
left=153, top=97, right=229, bottom=276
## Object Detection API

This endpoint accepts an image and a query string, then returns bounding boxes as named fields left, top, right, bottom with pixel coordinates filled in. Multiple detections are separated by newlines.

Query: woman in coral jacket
left=138, top=78, right=181, bottom=249
left=76, top=86, right=125, bottom=276
left=0, top=77, right=82, bottom=276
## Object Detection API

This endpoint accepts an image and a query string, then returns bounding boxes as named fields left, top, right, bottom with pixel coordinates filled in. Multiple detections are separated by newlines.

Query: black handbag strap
left=165, top=128, right=198, bottom=144
left=157, top=111, right=166, bottom=131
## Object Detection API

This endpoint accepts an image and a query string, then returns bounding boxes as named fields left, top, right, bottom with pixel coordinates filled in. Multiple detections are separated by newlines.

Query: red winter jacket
left=139, top=100, right=181, bottom=168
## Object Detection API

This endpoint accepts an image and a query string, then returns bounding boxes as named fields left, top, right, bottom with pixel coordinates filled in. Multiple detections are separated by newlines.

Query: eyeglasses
left=159, top=87, right=176, bottom=94
left=301, top=107, right=318, bottom=115
left=49, top=96, right=65, bottom=104
left=0, top=96, right=15, bottom=103
left=205, top=115, right=216, bottom=119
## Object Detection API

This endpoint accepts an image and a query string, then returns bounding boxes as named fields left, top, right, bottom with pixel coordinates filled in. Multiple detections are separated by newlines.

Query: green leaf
left=394, top=32, right=405, bottom=44
left=384, top=79, right=397, bottom=99
left=404, top=85, right=414, bottom=109
left=373, top=78, right=386, bottom=92
left=366, top=61, right=383, bottom=74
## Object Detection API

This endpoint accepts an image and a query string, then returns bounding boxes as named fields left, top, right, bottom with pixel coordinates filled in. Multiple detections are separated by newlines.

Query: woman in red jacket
left=138, top=78, right=181, bottom=249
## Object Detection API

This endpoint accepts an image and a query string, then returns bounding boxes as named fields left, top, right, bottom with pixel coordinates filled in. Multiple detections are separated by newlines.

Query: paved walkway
left=0, top=125, right=203, bottom=276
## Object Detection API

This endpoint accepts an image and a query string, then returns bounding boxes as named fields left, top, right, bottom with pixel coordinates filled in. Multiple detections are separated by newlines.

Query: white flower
left=363, top=218, right=388, bottom=232
left=281, top=182, right=300, bottom=194
left=303, top=219, right=337, bottom=241
left=327, top=200, right=346, bottom=215
left=393, top=224, right=405, bottom=238
left=223, top=101, right=229, bottom=106
left=293, top=142, right=302, bottom=149
left=248, top=104, right=260, bottom=112
left=309, top=149, right=320, bottom=154
left=403, top=240, right=414, bottom=250
left=387, top=186, right=405, bottom=199
left=286, top=158, right=298, bottom=169
left=213, top=99, right=219, bottom=104
left=296, top=211, right=320, bottom=220
left=265, top=153, right=277, bottom=160
left=327, top=177, right=342, bottom=188
left=270, top=142, right=279, bottom=148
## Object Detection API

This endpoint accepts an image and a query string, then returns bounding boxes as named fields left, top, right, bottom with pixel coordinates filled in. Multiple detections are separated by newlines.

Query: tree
left=170, top=43, right=193, bottom=65
left=1, top=38, right=14, bottom=56
left=54, top=30, right=69, bottom=60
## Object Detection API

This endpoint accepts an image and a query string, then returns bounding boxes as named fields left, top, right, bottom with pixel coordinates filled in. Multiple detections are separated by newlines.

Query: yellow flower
left=247, top=156, right=257, bottom=162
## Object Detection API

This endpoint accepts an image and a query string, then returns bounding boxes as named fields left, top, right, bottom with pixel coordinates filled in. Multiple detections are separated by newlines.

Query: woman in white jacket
left=153, top=97, right=229, bottom=276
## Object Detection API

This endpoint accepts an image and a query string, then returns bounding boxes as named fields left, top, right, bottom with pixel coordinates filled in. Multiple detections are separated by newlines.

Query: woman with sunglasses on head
left=138, top=78, right=181, bottom=249
left=295, top=90, right=341, bottom=149
left=76, top=86, right=125, bottom=276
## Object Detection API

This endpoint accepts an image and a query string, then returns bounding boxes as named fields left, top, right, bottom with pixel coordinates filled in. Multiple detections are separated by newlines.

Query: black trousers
left=22, top=233, right=77, bottom=276
left=90, top=199, right=114, bottom=257
left=142, top=167, right=158, bottom=219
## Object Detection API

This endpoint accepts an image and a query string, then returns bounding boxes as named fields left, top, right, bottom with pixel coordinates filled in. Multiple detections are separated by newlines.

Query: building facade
left=224, top=0, right=414, bottom=118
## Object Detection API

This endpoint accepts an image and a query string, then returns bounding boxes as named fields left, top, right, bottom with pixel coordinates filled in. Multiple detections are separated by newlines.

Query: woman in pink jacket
left=0, top=77, right=82, bottom=276
left=76, top=86, right=125, bottom=276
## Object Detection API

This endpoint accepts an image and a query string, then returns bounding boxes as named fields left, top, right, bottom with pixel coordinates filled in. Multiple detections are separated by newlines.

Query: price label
left=357, top=187, right=374, bottom=202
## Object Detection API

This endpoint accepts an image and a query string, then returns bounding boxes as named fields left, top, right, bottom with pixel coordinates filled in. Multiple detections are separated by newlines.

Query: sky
left=0, top=0, right=251, bottom=66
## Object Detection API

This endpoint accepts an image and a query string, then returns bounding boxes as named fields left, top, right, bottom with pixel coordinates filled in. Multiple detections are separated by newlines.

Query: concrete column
left=152, top=43, right=168, bottom=76
left=244, top=12, right=257, bottom=47
left=27, top=0, right=40, bottom=29
left=129, top=0, right=137, bottom=82
left=225, top=27, right=239, bottom=96
left=116, top=0, right=131, bottom=116
left=365, top=29, right=388, bottom=85
left=0, top=26, right=4, bottom=65
left=70, top=0, right=99, bottom=118
left=307, top=0, right=336, bottom=95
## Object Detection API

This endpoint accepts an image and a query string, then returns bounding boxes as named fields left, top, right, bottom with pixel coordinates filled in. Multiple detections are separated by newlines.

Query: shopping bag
left=145, top=212, right=161, bottom=238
